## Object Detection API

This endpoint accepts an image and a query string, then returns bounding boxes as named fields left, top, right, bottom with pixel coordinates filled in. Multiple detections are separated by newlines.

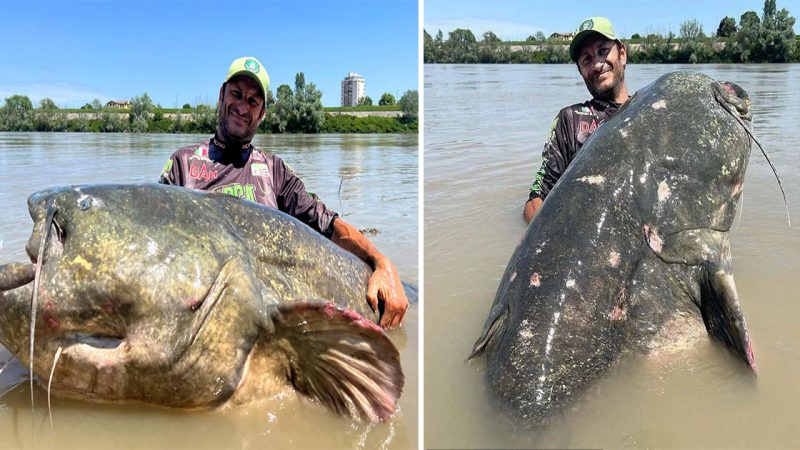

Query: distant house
left=549, top=32, right=575, bottom=41
left=106, top=100, right=131, bottom=109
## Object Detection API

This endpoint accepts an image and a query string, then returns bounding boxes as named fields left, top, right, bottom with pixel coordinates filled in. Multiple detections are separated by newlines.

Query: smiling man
left=159, top=56, right=408, bottom=329
left=523, top=17, right=631, bottom=223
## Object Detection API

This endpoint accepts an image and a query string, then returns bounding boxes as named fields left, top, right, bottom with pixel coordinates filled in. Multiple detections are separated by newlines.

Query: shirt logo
left=245, top=59, right=260, bottom=74
left=579, top=120, right=599, bottom=133
left=189, top=163, right=218, bottom=181
left=251, top=163, right=269, bottom=177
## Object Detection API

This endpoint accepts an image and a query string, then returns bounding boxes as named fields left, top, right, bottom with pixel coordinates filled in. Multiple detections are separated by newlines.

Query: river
left=0, top=132, right=418, bottom=449
left=424, top=64, right=800, bottom=449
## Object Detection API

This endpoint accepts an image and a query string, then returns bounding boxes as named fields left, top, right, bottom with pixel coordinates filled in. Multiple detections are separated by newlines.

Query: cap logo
left=579, top=19, right=594, bottom=31
left=244, top=59, right=260, bottom=74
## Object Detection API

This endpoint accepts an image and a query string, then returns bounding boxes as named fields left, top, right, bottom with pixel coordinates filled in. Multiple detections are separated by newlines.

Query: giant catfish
left=469, top=71, right=759, bottom=424
left=0, top=183, right=413, bottom=422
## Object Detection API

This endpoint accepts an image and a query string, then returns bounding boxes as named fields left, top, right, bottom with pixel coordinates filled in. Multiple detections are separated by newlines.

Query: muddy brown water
left=424, top=64, right=800, bottom=449
left=0, top=132, right=418, bottom=449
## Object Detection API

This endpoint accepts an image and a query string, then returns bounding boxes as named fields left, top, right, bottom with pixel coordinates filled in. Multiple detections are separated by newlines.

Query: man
left=524, top=17, right=631, bottom=223
left=159, top=56, right=408, bottom=329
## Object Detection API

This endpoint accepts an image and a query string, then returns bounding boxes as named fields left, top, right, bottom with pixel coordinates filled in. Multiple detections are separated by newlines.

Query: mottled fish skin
left=470, top=71, right=756, bottom=425
left=0, top=184, right=408, bottom=422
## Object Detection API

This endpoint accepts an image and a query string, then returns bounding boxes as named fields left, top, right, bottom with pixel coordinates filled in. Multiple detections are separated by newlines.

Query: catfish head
left=0, top=184, right=403, bottom=421
left=469, top=72, right=758, bottom=425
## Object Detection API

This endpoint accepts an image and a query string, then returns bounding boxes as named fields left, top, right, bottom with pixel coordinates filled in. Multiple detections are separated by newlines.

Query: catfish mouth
left=25, top=207, right=66, bottom=267
left=714, top=81, right=752, bottom=122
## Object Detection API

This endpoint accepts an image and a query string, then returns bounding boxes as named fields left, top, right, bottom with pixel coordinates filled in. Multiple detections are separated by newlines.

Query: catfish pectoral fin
left=700, top=263, right=757, bottom=373
left=0, top=263, right=35, bottom=291
left=468, top=303, right=508, bottom=361
left=267, top=299, right=403, bottom=422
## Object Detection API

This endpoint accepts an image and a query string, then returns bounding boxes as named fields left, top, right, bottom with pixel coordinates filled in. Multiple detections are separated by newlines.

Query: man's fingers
left=366, top=283, right=379, bottom=313
left=390, top=311, right=403, bottom=329
left=380, top=311, right=393, bottom=329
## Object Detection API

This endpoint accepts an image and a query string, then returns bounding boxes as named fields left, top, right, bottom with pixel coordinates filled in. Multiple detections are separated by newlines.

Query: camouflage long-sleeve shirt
left=529, top=99, right=621, bottom=201
left=159, top=139, right=338, bottom=237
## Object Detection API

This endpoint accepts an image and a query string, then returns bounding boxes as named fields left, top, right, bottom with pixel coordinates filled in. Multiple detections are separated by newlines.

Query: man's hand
left=366, top=258, right=409, bottom=329
left=331, top=218, right=409, bottom=329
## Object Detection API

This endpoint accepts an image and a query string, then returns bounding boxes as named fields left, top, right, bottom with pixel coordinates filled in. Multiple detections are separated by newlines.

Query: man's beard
left=216, top=107, right=256, bottom=150
left=584, top=66, right=625, bottom=102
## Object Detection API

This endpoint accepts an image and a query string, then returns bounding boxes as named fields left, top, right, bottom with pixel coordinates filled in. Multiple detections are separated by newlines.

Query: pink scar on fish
left=609, top=305, right=627, bottom=321
left=608, top=251, right=621, bottom=267
left=530, top=273, right=541, bottom=287
left=184, top=298, right=203, bottom=311
left=45, top=315, right=60, bottom=331
left=341, top=306, right=382, bottom=333
left=732, top=182, right=743, bottom=197
left=510, top=271, right=517, bottom=282
left=102, top=301, right=114, bottom=315
left=747, top=341, right=758, bottom=373
left=642, top=224, right=663, bottom=253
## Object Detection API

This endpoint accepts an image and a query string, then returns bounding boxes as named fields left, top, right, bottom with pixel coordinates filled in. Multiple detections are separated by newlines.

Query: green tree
left=479, top=30, right=504, bottom=63
left=91, top=99, right=103, bottom=110
left=424, top=29, right=435, bottom=63
left=130, top=92, right=154, bottom=132
left=39, top=98, right=58, bottom=110
left=1, top=95, right=34, bottom=131
left=481, top=31, right=501, bottom=45
left=191, top=104, right=216, bottom=134
left=434, top=30, right=445, bottom=62
left=292, top=72, right=325, bottom=133
left=446, top=28, right=478, bottom=63
left=679, top=20, right=709, bottom=63
left=717, top=16, right=738, bottom=37
left=760, top=0, right=796, bottom=62
left=398, top=90, right=418, bottom=121
left=99, top=106, right=129, bottom=132
left=536, top=31, right=546, bottom=41
left=358, top=96, right=373, bottom=106
left=680, top=19, right=705, bottom=41
left=182, top=103, right=191, bottom=109
left=80, top=103, right=92, bottom=110
left=735, top=10, right=762, bottom=61
left=378, top=93, right=396, bottom=106
left=35, top=98, right=65, bottom=131
left=269, top=84, right=294, bottom=133
left=631, top=33, right=642, bottom=40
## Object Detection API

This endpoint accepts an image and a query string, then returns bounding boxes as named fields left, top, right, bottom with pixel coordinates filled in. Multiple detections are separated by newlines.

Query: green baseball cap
left=225, top=56, right=270, bottom=100
left=569, top=17, right=619, bottom=62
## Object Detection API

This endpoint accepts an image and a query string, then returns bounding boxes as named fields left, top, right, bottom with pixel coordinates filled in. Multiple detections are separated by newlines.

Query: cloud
left=424, top=19, right=548, bottom=41
left=0, top=83, right=109, bottom=108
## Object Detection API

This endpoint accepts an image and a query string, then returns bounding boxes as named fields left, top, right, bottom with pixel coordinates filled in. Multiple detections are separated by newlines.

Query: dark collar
left=209, top=136, right=252, bottom=167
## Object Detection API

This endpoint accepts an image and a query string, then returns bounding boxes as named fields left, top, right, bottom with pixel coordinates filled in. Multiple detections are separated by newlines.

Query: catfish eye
left=80, top=198, right=92, bottom=211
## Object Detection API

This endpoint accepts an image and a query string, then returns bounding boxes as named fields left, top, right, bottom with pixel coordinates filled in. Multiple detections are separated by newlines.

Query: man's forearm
left=331, top=218, right=385, bottom=268
left=524, top=197, right=543, bottom=224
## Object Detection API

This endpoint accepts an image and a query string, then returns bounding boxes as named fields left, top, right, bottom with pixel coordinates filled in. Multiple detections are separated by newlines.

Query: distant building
left=106, top=100, right=131, bottom=109
left=549, top=32, right=575, bottom=41
left=341, top=72, right=365, bottom=107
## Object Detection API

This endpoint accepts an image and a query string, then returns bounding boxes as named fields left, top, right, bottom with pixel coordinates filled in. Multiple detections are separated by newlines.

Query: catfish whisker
left=717, top=94, right=791, bottom=227
left=47, top=346, right=63, bottom=428
left=31, top=198, right=57, bottom=411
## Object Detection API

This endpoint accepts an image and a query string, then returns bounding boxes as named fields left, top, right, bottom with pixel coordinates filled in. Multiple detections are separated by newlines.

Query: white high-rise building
left=341, top=72, right=365, bottom=107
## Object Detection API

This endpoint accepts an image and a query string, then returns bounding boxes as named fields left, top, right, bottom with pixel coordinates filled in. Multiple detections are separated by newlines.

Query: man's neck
left=210, top=135, right=252, bottom=166
left=213, top=134, right=251, bottom=153
left=612, top=85, right=630, bottom=104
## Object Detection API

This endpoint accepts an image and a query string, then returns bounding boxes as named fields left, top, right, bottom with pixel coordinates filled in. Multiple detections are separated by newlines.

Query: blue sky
left=0, top=0, right=418, bottom=108
left=424, top=0, right=800, bottom=41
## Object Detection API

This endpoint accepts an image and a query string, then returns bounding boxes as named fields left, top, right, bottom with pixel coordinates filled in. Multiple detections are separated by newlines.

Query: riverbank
left=0, top=110, right=416, bottom=134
